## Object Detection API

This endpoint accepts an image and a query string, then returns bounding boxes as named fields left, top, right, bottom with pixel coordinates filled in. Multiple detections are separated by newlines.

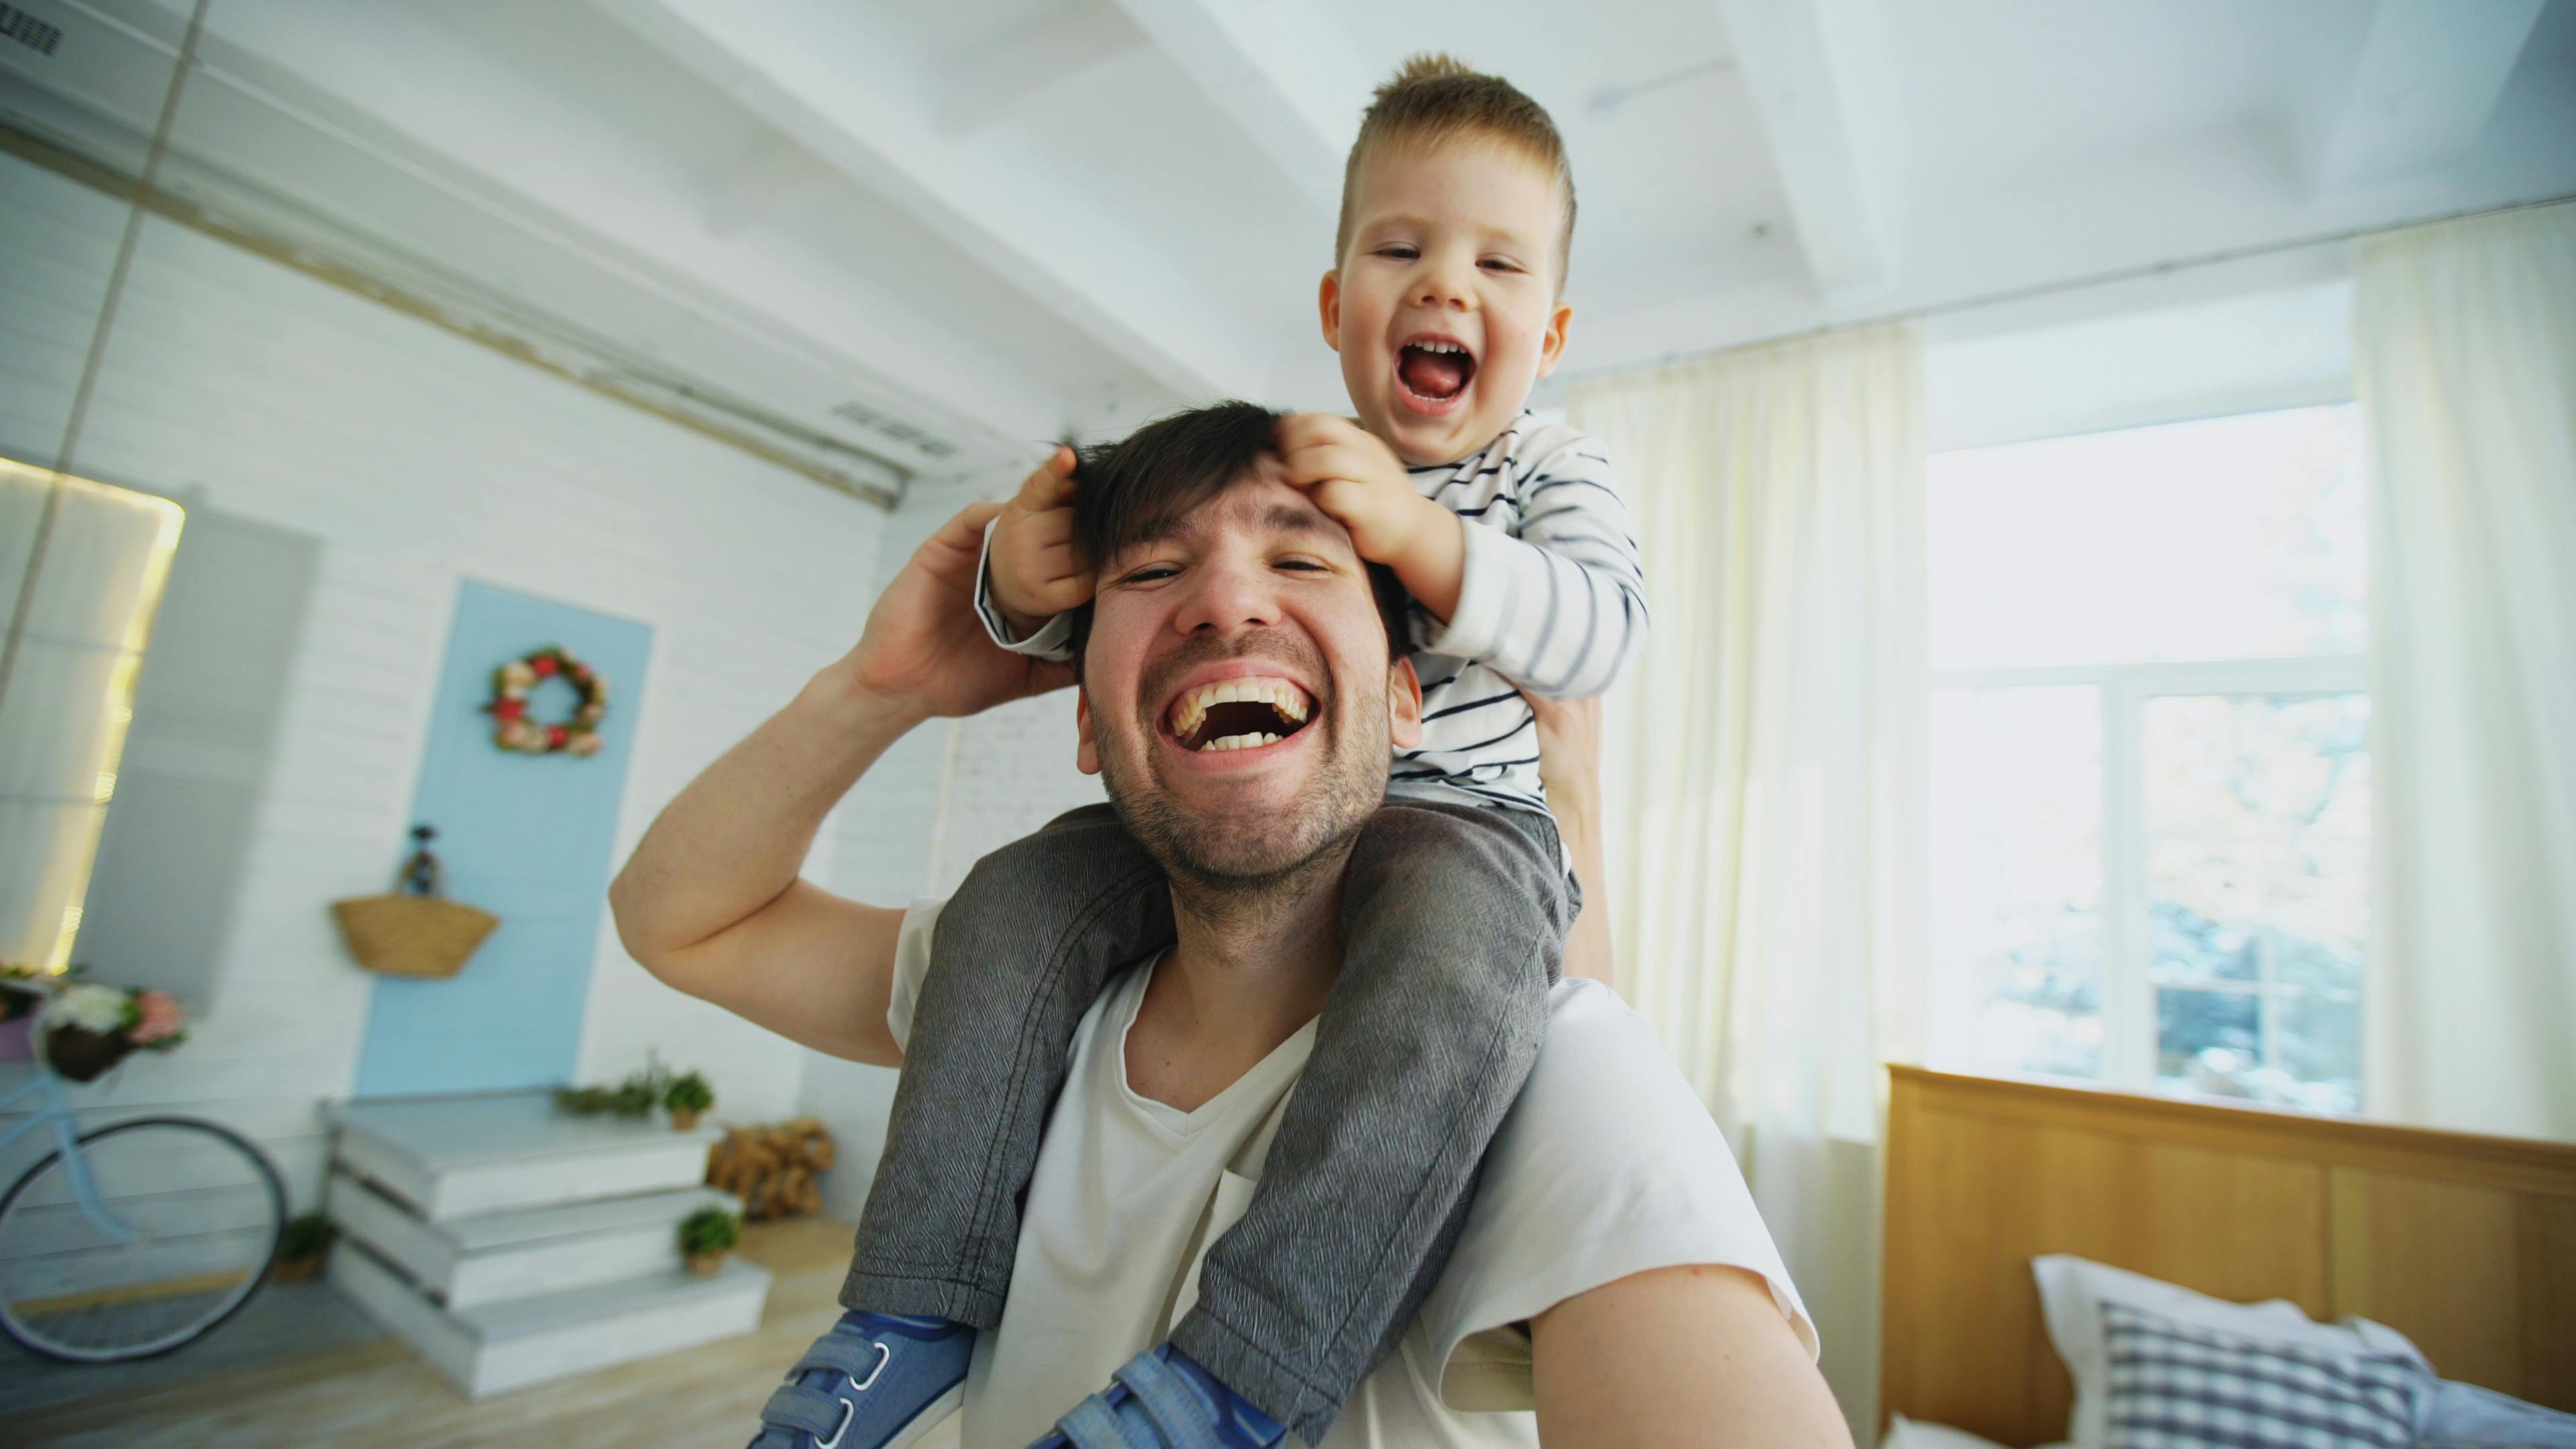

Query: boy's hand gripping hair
left=988, top=445, right=1094, bottom=637
left=1277, top=412, right=1466, bottom=621
left=1275, top=413, right=1438, bottom=566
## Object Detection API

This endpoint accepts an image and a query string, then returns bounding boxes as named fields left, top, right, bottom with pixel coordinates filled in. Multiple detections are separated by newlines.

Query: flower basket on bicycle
left=42, top=1024, right=131, bottom=1083
left=1, top=974, right=280, bottom=1364
left=330, top=825, right=498, bottom=979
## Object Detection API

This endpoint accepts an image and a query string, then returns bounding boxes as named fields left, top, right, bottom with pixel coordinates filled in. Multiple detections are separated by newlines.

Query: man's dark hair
left=1063, top=400, right=1409, bottom=672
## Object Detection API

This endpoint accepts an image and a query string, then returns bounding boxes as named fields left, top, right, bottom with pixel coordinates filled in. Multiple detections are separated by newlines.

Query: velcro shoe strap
left=793, top=1337, right=890, bottom=1384
left=759, top=1381, right=849, bottom=1440
left=1114, top=1352, right=1222, bottom=1449
left=1056, top=1395, right=1134, bottom=1449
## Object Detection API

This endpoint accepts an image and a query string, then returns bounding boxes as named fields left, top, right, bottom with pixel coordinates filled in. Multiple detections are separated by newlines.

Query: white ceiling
left=3, top=0, right=2571, bottom=499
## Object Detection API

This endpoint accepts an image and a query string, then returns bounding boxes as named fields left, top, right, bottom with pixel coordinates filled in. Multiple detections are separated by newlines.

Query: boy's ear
left=1387, top=655, right=1424, bottom=750
left=1534, top=298, right=1574, bottom=378
left=1318, top=271, right=1344, bottom=354
left=1075, top=689, right=1102, bottom=776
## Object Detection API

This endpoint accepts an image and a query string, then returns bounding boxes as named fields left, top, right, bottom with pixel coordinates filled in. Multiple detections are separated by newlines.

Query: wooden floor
left=15, top=1216, right=865, bottom=1448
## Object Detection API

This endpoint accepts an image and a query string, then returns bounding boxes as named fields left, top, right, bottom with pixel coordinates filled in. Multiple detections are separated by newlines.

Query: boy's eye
left=1376, top=245, right=1419, bottom=260
left=1122, top=565, right=1180, bottom=584
left=1481, top=258, right=1522, bottom=273
left=1276, top=559, right=1326, bottom=572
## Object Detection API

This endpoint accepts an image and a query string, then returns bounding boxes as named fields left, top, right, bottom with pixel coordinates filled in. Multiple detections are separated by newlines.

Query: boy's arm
left=1420, top=435, right=1647, bottom=700
left=975, top=445, right=1087, bottom=661
left=610, top=497, right=1074, bottom=1066
left=1278, top=417, right=1647, bottom=699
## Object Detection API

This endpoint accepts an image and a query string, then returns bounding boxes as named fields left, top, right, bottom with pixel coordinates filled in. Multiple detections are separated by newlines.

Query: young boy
left=753, top=56, right=1646, bottom=1449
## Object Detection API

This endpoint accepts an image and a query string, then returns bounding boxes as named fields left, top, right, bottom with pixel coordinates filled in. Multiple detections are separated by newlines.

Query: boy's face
left=1321, top=138, right=1574, bottom=467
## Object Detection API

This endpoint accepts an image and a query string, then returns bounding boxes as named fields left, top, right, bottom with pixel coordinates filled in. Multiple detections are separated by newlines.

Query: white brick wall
left=0, top=153, right=889, bottom=1210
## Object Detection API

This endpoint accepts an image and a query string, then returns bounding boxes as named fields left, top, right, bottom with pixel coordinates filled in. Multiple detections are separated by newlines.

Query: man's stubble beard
left=1090, top=662, right=1390, bottom=904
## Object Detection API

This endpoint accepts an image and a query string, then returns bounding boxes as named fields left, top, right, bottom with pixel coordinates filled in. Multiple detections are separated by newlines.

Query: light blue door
left=354, top=580, right=652, bottom=1098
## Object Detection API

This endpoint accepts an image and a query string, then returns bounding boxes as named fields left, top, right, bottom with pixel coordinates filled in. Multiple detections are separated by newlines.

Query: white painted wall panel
left=0, top=152, right=884, bottom=1212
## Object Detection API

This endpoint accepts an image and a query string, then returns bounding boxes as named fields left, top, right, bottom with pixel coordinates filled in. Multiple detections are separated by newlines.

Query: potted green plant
left=272, top=1212, right=338, bottom=1285
left=678, top=1206, right=739, bottom=1277
left=663, top=1070, right=713, bottom=1131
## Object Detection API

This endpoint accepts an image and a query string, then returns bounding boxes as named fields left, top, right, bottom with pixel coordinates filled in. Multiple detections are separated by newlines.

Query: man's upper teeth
left=1171, top=677, right=1310, bottom=741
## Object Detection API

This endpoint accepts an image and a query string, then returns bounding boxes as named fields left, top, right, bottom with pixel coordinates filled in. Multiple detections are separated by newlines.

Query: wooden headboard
left=1880, top=1064, right=2576, bottom=1444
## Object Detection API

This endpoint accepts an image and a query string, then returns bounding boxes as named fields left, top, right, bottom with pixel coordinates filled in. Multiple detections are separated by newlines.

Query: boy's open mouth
left=1167, top=676, right=1315, bottom=752
left=1397, top=335, right=1477, bottom=402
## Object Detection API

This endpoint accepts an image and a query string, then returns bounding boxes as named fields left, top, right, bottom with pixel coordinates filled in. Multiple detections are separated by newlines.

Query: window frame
left=1929, top=653, right=2368, bottom=1098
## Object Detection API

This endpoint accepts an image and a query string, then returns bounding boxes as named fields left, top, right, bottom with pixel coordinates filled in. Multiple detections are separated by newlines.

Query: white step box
left=331, top=1092, right=722, bottom=1220
left=330, top=1236, right=771, bottom=1397
left=326, top=1171, right=741, bottom=1309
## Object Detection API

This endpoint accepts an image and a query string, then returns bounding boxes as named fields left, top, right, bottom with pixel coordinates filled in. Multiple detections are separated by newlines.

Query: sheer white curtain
left=2356, top=201, right=2576, bottom=1142
left=1568, top=322, right=1926, bottom=1428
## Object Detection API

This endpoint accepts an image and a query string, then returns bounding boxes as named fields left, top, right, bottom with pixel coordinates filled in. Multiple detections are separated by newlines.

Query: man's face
left=1075, top=460, right=1422, bottom=884
left=1322, top=138, right=1574, bottom=467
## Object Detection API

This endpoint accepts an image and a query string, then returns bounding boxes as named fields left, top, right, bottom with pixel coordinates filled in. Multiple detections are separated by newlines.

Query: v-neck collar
left=1110, top=953, right=1320, bottom=1140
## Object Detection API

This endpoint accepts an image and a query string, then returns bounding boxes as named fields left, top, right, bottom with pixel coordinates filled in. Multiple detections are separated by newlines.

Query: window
left=1925, top=405, right=2368, bottom=1113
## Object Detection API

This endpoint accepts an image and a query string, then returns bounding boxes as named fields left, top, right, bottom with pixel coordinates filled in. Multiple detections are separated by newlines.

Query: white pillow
left=2031, top=1255, right=2432, bottom=1449
left=2424, top=1380, right=2576, bottom=1447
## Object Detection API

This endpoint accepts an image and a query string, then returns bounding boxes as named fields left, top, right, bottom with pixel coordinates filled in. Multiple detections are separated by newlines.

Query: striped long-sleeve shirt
left=975, top=413, right=1648, bottom=817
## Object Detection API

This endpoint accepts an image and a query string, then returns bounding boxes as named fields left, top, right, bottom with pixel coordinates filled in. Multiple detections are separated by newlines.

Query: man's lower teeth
left=1198, top=733, right=1280, bottom=751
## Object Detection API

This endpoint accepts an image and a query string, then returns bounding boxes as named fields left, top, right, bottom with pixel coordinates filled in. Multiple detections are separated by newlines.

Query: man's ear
left=1075, top=688, right=1102, bottom=776
left=1387, top=655, right=1425, bottom=751
left=1318, top=271, right=1343, bottom=354
left=1534, top=297, right=1574, bottom=378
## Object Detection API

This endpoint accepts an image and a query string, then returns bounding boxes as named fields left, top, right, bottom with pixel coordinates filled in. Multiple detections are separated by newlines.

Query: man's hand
left=1525, top=691, right=1615, bottom=987
left=989, top=445, right=1093, bottom=637
left=839, top=492, right=1077, bottom=730
left=1277, top=413, right=1466, bottom=619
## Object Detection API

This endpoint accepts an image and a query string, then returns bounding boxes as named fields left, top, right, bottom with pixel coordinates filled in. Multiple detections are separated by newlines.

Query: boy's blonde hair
left=1334, top=54, right=1576, bottom=290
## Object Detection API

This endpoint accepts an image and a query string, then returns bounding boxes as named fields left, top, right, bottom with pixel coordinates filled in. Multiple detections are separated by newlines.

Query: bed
left=1879, top=1063, right=2576, bottom=1445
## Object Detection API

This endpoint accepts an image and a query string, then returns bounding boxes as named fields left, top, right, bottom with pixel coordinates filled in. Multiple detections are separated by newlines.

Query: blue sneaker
left=1030, top=1344, right=1286, bottom=1449
left=750, top=1311, right=969, bottom=1449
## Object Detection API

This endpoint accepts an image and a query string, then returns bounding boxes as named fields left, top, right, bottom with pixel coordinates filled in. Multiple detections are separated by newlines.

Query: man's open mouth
left=1397, top=334, right=1477, bottom=403
left=1167, top=676, right=1315, bottom=752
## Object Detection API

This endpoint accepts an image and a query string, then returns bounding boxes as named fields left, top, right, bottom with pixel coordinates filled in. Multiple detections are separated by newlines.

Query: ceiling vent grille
left=0, top=3, right=66, bottom=57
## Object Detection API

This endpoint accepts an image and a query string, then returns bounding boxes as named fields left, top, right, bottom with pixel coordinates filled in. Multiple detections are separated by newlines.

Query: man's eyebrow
left=1260, top=504, right=1338, bottom=539
left=1108, top=495, right=1342, bottom=564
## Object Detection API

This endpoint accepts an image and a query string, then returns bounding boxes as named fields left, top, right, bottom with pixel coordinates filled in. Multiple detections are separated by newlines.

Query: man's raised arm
left=609, top=492, right=1075, bottom=1066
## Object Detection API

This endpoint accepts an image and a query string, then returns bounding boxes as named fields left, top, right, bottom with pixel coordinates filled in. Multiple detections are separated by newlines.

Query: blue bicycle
left=0, top=978, right=284, bottom=1362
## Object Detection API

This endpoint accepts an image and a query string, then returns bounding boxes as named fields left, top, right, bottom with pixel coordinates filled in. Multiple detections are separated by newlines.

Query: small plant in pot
left=663, top=1070, right=714, bottom=1131
left=678, top=1206, right=739, bottom=1277
left=272, top=1212, right=338, bottom=1285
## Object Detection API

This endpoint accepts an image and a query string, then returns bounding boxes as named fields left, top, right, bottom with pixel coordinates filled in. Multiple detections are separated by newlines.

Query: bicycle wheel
left=0, top=1116, right=285, bottom=1362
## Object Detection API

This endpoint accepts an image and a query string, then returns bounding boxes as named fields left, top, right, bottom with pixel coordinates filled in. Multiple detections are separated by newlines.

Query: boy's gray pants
left=841, top=795, right=1568, bottom=1446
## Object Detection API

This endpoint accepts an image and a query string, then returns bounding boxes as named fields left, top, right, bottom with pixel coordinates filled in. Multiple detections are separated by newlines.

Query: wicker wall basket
left=331, top=895, right=499, bottom=979
left=331, top=834, right=498, bottom=979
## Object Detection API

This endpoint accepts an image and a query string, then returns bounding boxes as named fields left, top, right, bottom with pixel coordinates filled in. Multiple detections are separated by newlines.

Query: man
left=610, top=404, right=1852, bottom=1448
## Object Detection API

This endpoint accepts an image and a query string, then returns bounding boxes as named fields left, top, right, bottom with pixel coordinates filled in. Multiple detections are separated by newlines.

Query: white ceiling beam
left=2298, top=0, right=2542, bottom=195
left=933, top=0, right=1148, bottom=140
left=591, top=0, right=1250, bottom=402
left=1099, top=0, right=1346, bottom=216
left=1707, top=0, right=1891, bottom=299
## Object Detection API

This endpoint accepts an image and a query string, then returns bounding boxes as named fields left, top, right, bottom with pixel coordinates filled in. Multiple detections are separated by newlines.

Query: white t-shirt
left=883, top=898, right=1817, bottom=1449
